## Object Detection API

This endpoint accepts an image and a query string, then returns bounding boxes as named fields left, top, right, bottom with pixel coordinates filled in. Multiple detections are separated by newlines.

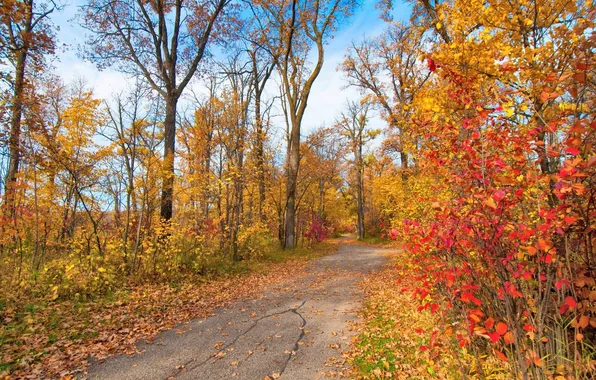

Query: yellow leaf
left=484, top=197, right=497, bottom=209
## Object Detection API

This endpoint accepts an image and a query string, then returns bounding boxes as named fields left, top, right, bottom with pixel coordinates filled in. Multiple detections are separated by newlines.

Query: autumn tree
left=0, top=0, right=57, bottom=211
left=335, top=99, right=377, bottom=239
left=282, top=129, right=346, bottom=246
left=307, top=126, right=344, bottom=222
left=102, top=81, right=160, bottom=273
left=216, top=53, right=252, bottom=260
left=80, top=0, right=229, bottom=221
left=179, top=77, right=220, bottom=223
left=372, top=0, right=596, bottom=376
left=249, top=0, right=357, bottom=248
left=247, top=42, right=275, bottom=221
left=342, top=21, right=429, bottom=172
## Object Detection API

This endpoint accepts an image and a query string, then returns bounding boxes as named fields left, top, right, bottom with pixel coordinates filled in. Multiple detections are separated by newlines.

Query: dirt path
left=86, top=241, right=389, bottom=379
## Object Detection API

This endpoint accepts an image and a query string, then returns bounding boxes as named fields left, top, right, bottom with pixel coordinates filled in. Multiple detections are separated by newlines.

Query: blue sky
left=49, top=0, right=411, bottom=136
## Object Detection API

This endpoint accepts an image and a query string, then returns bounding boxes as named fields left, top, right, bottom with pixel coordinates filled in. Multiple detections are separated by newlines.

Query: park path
left=86, top=241, right=389, bottom=380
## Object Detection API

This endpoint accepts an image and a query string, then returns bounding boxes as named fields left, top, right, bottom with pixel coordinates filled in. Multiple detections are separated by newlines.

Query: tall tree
left=342, top=21, right=429, bottom=172
left=335, top=99, right=376, bottom=239
left=247, top=43, right=275, bottom=222
left=81, top=0, right=229, bottom=220
left=0, top=0, right=57, bottom=210
left=250, top=0, right=357, bottom=248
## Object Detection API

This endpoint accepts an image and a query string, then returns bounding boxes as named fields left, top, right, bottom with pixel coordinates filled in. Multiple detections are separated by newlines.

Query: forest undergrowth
left=349, top=250, right=509, bottom=379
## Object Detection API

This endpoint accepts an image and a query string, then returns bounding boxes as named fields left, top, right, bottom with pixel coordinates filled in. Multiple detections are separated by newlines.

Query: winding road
left=86, top=241, right=389, bottom=379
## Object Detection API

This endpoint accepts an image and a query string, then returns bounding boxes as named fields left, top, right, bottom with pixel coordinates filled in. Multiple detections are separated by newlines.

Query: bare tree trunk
left=356, top=147, right=365, bottom=239
left=160, top=95, right=178, bottom=220
left=4, top=51, right=27, bottom=211
left=318, top=178, right=325, bottom=219
left=202, top=127, right=213, bottom=220
left=400, top=151, right=408, bottom=170
left=284, top=117, right=300, bottom=249
left=255, top=98, right=266, bottom=221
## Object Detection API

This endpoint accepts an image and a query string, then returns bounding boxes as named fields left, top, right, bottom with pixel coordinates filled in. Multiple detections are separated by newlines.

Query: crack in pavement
left=168, top=300, right=307, bottom=379
left=277, top=305, right=307, bottom=378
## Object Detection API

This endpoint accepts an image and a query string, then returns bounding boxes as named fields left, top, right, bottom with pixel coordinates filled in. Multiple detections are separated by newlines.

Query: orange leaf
left=496, top=322, right=508, bottom=335
left=533, top=356, right=543, bottom=367
left=494, top=349, right=508, bottom=362
left=529, top=350, right=543, bottom=367
left=503, top=331, right=514, bottom=344
left=537, top=239, right=552, bottom=251
left=573, top=72, right=587, bottom=83
left=578, top=315, right=589, bottom=329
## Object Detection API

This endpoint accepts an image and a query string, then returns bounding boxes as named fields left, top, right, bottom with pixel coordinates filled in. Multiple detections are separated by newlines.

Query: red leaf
left=565, top=147, right=580, bottom=155
left=564, top=216, right=577, bottom=224
left=492, top=190, right=506, bottom=201
left=430, top=303, right=439, bottom=314
left=484, top=317, right=495, bottom=330
left=461, top=292, right=482, bottom=306
left=565, top=296, right=577, bottom=309
left=428, top=58, right=437, bottom=72
left=559, top=303, right=569, bottom=314
left=489, top=332, right=501, bottom=343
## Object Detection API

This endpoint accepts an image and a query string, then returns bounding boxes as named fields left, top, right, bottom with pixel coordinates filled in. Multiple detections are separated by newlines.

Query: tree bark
left=356, top=146, right=365, bottom=239
left=4, top=50, right=27, bottom=211
left=255, top=97, right=266, bottom=221
left=160, top=95, right=178, bottom=220
left=284, top=117, right=301, bottom=249
left=400, top=151, right=409, bottom=170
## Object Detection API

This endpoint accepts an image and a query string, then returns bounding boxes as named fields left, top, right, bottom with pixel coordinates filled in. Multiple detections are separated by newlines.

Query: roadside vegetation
left=350, top=251, right=509, bottom=379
